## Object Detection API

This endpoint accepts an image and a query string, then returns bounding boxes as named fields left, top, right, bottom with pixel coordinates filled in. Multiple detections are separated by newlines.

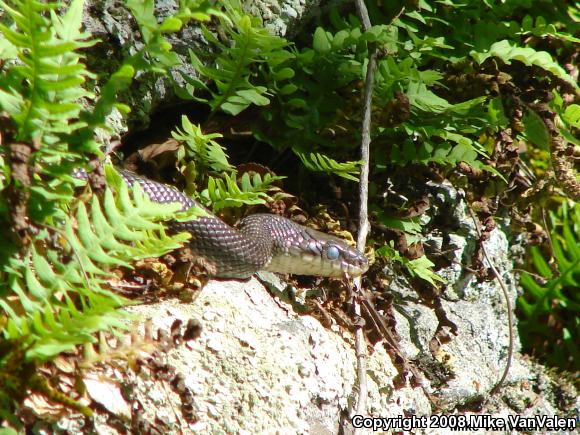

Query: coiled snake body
left=81, top=169, right=368, bottom=279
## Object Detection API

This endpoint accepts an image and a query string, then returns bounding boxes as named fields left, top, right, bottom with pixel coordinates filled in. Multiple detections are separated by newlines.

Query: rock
left=62, top=182, right=577, bottom=434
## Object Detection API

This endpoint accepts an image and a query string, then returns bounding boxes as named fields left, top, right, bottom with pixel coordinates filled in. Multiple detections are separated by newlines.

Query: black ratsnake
left=77, top=169, right=369, bottom=279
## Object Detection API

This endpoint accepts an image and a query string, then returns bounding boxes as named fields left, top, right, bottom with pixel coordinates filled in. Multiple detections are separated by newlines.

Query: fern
left=294, top=151, right=361, bottom=181
left=471, top=40, right=578, bottom=89
left=0, top=0, right=211, bottom=415
left=562, top=104, right=580, bottom=129
left=375, top=58, right=503, bottom=176
left=125, top=0, right=181, bottom=73
left=520, top=15, right=580, bottom=44
left=200, top=171, right=284, bottom=212
left=376, top=242, right=445, bottom=287
left=0, top=0, right=96, bottom=144
left=0, top=0, right=101, bottom=211
left=375, top=211, right=423, bottom=245
left=518, top=202, right=580, bottom=371
left=171, top=115, right=233, bottom=173
left=1, top=165, right=190, bottom=361
left=169, top=116, right=290, bottom=213
left=183, top=0, right=293, bottom=115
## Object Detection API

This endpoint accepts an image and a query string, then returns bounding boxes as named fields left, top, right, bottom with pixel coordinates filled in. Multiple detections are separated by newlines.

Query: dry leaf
left=83, top=374, right=131, bottom=419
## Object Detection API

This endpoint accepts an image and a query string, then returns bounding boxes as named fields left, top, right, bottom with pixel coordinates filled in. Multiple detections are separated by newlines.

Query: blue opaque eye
left=327, top=245, right=340, bottom=260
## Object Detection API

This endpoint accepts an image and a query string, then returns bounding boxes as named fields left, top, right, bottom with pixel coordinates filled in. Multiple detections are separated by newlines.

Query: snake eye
left=327, top=245, right=340, bottom=261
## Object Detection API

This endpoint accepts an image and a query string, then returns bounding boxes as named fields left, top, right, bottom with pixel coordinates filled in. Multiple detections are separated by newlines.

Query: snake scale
left=78, top=169, right=368, bottom=279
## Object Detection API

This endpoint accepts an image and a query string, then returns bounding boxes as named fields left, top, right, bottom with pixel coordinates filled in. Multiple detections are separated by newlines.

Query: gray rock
left=96, top=183, right=572, bottom=433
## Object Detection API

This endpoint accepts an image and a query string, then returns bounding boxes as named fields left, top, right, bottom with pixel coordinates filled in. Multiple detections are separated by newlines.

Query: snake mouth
left=342, top=255, right=369, bottom=277
left=300, top=252, right=369, bottom=278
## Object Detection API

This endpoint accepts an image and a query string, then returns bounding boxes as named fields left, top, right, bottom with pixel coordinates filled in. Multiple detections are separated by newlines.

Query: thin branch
left=466, top=205, right=514, bottom=396
left=540, top=207, right=556, bottom=268
left=355, top=0, right=372, bottom=30
left=352, top=0, right=376, bottom=427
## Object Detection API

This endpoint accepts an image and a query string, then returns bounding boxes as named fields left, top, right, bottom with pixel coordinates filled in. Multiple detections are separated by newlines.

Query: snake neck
left=116, top=170, right=273, bottom=278
left=171, top=216, right=273, bottom=278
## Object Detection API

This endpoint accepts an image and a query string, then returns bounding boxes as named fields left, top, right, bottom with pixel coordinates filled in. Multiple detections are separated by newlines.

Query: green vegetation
left=518, top=202, right=580, bottom=372
left=0, top=0, right=578, bottom=423
left=0, top=0, right=223, bottom=422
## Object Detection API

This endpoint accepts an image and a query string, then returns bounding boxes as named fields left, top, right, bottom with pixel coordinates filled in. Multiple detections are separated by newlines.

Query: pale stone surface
left=124, top=278, right=429, bottom=433
left=89, top=183, right=572, bottom=434
left=52, top=196, right=577, bottom=433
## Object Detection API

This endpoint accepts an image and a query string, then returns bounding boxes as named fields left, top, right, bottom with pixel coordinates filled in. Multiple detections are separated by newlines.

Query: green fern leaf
left=171, top=116, right=233, bottom=172
left=200, top=171, right=284, bottom=212
left=1, top=166, right=195, bottom=364
left=294, top=150, right=361, bottom=181
left=102, top=189, right=146, bottom=242
left=185, top=3, right=291, bottom=115
left=24, top=268, right=49, bottom=300
left=375, top=242, right=444, bottom=287
left=31, top=246, right=57, bottom=284
left=75, top=202, right=131, bottom=267
left=8, top=279, right=40, bottom=313
left=0, top=0, right=96, bottom=143
left=471, top=40, right=578, bottom=89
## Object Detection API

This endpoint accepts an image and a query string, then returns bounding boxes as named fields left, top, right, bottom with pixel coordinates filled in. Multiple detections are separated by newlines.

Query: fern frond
left=200, top=171, right=284, bottom=212
left=375, top=242, right=444, bottom=287
left=471, top=40, right=578, bottom=89
left=294, top=150, right=361, bottom=181
left=0, top=0, right=96, bottom=143
left=184, top=1, right=292, bottom=115
left=171, top=115, right=233, bottom=172
left=0, top=0, right=216, bottom=417
left=1, top=166, right=192, bottom=362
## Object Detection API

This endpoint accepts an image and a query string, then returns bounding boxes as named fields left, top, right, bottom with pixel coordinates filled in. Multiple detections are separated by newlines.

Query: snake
left=77, top=169, right=369, bottom=279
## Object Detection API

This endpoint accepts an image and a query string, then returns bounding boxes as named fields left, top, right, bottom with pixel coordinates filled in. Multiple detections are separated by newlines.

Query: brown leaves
left=110, top=255, right=209, bottom=303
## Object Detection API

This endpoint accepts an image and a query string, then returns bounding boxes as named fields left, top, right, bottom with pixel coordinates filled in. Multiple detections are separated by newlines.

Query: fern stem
left=19, top=0, right=43, bottom=141
left=209, top=23, right=251, bottom=116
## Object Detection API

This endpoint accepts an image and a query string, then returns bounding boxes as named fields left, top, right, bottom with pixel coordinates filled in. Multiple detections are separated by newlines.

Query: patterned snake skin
left=79, top=169, right=368, bottom=278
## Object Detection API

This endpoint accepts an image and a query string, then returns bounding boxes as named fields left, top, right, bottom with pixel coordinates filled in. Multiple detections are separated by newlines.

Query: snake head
left=240, top=214, right=369, bottom=278
left=304, top=230, right=369, bottom=277
left=269, top=224, right=369, bottom=278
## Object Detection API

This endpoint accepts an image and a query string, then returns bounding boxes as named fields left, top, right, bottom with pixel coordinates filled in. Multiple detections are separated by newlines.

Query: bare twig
left=359, top=294, right=426, bottom=389
left=352, top=0, right=377, bottom=427
left=465, top=204, right=514, bottom=396
left=355, top=0, right=372, bottom=29
left=540, top=207, right=556, bottom=266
